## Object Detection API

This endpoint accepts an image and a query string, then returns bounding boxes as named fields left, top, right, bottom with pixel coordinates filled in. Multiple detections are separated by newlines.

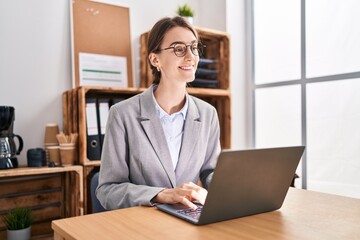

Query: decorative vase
left=7, top=226, right=31, bottom=240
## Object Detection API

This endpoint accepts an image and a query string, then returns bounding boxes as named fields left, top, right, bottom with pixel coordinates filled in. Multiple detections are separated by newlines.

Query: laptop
left=157, top=146, right=305, bottom=225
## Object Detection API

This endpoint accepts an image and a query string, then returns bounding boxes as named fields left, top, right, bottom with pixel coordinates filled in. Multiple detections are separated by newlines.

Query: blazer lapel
left=138, top=88, right=176, bottom=187
left=176, top=96, right=201, bottom=177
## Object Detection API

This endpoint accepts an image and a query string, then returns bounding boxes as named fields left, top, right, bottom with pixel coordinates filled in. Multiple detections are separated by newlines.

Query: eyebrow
left=169, top=40, right=198, bottom=46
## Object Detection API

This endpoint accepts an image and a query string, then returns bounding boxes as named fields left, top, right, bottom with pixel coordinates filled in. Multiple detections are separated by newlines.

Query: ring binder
left=85, top=98, right=101, bottom=160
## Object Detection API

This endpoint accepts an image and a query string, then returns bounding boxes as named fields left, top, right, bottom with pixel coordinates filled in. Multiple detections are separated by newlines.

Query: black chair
left=90, top=171, right=107, bottom=213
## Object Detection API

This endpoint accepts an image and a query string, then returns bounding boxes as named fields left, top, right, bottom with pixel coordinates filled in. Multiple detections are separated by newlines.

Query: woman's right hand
left=152, top=182, right=208, bottom=209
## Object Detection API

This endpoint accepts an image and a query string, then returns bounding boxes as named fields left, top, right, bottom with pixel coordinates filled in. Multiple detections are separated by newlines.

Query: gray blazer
left=96, top=86, right=221, bottom=209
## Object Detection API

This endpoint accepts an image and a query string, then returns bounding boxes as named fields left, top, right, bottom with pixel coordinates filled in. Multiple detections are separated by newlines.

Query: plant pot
left=182, top=16, right=193, bottom=25
left=7, top=226, right=31, bottom=240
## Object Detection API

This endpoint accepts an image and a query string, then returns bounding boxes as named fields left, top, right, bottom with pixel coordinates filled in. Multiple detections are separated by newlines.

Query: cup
left=27, top=148, right=46, bottom=167
left=44, top=123, right=60, bottom=146
left=60, top=143, right=78, bottom=166
left=46, top=145, right=61, bottom=166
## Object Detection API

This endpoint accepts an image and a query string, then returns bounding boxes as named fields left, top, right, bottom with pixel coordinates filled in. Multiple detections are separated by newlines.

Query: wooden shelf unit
left=0, top=166, right=83, bottom=239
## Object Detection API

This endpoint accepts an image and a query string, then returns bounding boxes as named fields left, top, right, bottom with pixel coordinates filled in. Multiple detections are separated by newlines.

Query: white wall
left=226, top=0, right=251, bottom=149
left=0, top=0, right=72, bottom=165
left=0, top=0, right=247, bottom=165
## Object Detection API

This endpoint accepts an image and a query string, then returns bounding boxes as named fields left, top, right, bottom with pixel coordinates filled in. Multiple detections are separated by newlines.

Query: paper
left=85, top=100, right=98, bottom=136
left=79, top=53, right=128, bottom=88
left=98, top=100, right=109, bottom=135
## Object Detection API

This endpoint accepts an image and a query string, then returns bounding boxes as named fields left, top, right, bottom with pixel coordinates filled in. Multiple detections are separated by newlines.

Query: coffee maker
left=0, top=106, right=23, bottom=169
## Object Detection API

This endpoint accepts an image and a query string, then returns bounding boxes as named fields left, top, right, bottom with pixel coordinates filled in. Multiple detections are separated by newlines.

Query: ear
left=148, top=53, right=159, bottom=68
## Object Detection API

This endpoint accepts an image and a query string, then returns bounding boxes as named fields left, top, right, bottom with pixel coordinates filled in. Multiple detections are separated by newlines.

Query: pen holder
left=59, top=143, right=78, bottom=166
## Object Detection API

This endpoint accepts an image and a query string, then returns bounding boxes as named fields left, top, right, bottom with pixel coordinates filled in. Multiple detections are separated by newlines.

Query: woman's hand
left=153, top=182, right=208, bottom=209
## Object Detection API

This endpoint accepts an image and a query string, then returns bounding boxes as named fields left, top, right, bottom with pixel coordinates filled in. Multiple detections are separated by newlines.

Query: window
left=251, top=0, right=360, bottom=198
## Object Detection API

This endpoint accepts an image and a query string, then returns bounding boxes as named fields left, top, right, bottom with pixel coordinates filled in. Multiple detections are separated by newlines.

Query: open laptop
left=157, top=146, right=305, bottom=225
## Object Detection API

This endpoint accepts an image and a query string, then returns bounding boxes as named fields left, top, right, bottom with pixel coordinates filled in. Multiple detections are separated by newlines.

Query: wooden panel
left=0, top=192, right=62, bottom=212
left=0, top=175, right=62, bottom=238
left=31, top=221, right=53, bottom=238
left=0, top=166, right=83, bottom=239
left=67, top=90, right=73, bottom=134
left=0, top=175, right=61, bottom=196
left=62, top=92, right=69, bottom=135
left=72, top=88, right=79, bottom=135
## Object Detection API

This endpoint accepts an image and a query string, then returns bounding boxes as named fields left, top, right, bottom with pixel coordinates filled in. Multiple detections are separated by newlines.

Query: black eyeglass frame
left=159, top=42, right=206, bottom=57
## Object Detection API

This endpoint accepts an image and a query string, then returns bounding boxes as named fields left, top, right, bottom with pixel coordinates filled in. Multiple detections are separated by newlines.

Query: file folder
left=86, top=98, right=101, bottom=160
left=97, top=99, right=110, bottom=151
left=110, top=98, right=125, bottom=107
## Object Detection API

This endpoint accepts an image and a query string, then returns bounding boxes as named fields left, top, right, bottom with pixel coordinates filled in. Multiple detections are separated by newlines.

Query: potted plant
left=3, top=206, right=33, bottom=240
left=176, top=4, right=194, bottom=24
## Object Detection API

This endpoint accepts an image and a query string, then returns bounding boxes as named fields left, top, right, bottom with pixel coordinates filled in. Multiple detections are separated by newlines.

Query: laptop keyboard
left=177, top=205, right=203, bottom=220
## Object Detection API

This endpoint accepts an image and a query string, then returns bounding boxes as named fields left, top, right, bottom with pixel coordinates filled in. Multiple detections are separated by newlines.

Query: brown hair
left=147, top=16, right=199, bottom=84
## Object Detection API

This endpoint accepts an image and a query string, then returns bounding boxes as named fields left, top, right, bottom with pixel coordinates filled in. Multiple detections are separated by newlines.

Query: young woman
left=97, top=16, right=221, bottom=210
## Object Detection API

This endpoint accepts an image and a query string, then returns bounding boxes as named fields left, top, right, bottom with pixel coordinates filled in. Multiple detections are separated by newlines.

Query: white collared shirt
left=152, top=86, right=188, bottom=170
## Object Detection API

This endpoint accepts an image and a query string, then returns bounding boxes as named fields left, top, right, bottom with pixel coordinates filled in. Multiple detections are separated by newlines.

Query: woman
left=96, top=16, right=221, bottom=210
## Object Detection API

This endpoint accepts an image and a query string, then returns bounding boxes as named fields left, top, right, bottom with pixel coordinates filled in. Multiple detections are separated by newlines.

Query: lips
left=179, top=65, right=194, bottom=70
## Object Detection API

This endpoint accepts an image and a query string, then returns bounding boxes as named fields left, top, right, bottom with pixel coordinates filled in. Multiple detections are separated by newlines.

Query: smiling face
left=153, top=26, right=199, bottom=85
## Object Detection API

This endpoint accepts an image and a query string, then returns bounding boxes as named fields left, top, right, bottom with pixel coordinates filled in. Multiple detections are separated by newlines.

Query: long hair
left=147, top=16, right=199, bottom=84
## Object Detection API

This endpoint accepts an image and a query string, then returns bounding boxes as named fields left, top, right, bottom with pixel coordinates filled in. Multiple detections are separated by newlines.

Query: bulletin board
left=71, top=0, right=133, bottom=87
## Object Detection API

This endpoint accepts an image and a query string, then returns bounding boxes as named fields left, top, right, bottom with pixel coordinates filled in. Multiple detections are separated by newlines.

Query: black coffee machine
left=0, top=106, right=23, bottom=169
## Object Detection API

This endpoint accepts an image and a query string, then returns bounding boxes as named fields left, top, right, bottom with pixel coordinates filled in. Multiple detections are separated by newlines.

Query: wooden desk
left=52, top=188, right=360, bottom=240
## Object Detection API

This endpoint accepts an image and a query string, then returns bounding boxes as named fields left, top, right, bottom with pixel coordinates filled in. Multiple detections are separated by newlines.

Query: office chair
left=90, top=171, right=107, bottom=213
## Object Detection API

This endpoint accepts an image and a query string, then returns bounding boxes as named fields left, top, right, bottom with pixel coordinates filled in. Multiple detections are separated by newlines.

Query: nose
left=184, top=46, right=195, bottom=59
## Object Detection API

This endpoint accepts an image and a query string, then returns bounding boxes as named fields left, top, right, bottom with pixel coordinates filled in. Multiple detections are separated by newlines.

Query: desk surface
left=52, top=188, right=360, bottom=240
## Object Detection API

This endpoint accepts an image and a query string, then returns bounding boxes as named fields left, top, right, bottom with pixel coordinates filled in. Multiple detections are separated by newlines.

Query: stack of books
left=191, top=58, right=218, bottom=88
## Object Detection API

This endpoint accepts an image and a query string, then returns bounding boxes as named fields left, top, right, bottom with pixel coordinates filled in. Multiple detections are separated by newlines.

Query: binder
left=85, top=98, right=101, bottom=160
left=97, top=99, right=110, bottom=151
left=110, top=98, right=125, bottom=107
left=195, top=68, right=218, bottom=80
left=190, top=78, right=218, bottom=88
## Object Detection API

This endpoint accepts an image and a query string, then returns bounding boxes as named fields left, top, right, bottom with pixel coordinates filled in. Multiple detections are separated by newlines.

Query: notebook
left=157, top=146, right=305, bottom=225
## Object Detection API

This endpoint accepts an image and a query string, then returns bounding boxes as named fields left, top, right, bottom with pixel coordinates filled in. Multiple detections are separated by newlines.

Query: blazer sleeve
left=96, top=106, right=165, bottom=210
left=200, top=106, right=221, bottom=189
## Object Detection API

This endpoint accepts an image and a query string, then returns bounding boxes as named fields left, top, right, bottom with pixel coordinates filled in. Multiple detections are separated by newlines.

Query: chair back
left=90, top=171, right=106, bottom=213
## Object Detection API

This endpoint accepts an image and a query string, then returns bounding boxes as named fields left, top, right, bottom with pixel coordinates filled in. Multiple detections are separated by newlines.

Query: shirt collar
left=151, top=84, right=188, bottom=120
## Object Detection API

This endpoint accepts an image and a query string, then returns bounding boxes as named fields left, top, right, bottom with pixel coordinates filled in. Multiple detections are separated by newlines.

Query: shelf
left=0, top=166, right=83, bottom=238
left=187, top=88, right=230, bottom=97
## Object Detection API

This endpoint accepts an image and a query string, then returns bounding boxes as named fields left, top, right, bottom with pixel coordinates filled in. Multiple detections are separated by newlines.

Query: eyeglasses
left=159, top=42, right=205, bottom=57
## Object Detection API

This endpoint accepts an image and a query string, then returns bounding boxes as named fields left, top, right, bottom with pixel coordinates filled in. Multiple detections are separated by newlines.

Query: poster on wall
left=79, top=53, right=128, bottom=88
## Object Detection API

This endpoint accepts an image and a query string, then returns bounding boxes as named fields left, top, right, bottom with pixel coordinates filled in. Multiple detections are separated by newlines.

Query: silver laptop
left=157, top=146, right=305, bottom=225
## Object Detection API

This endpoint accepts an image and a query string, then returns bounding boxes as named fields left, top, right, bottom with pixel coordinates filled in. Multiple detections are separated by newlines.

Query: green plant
left=176, top=4, right=194, bottom=17
left=3, top=207, right=33, bottom=230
